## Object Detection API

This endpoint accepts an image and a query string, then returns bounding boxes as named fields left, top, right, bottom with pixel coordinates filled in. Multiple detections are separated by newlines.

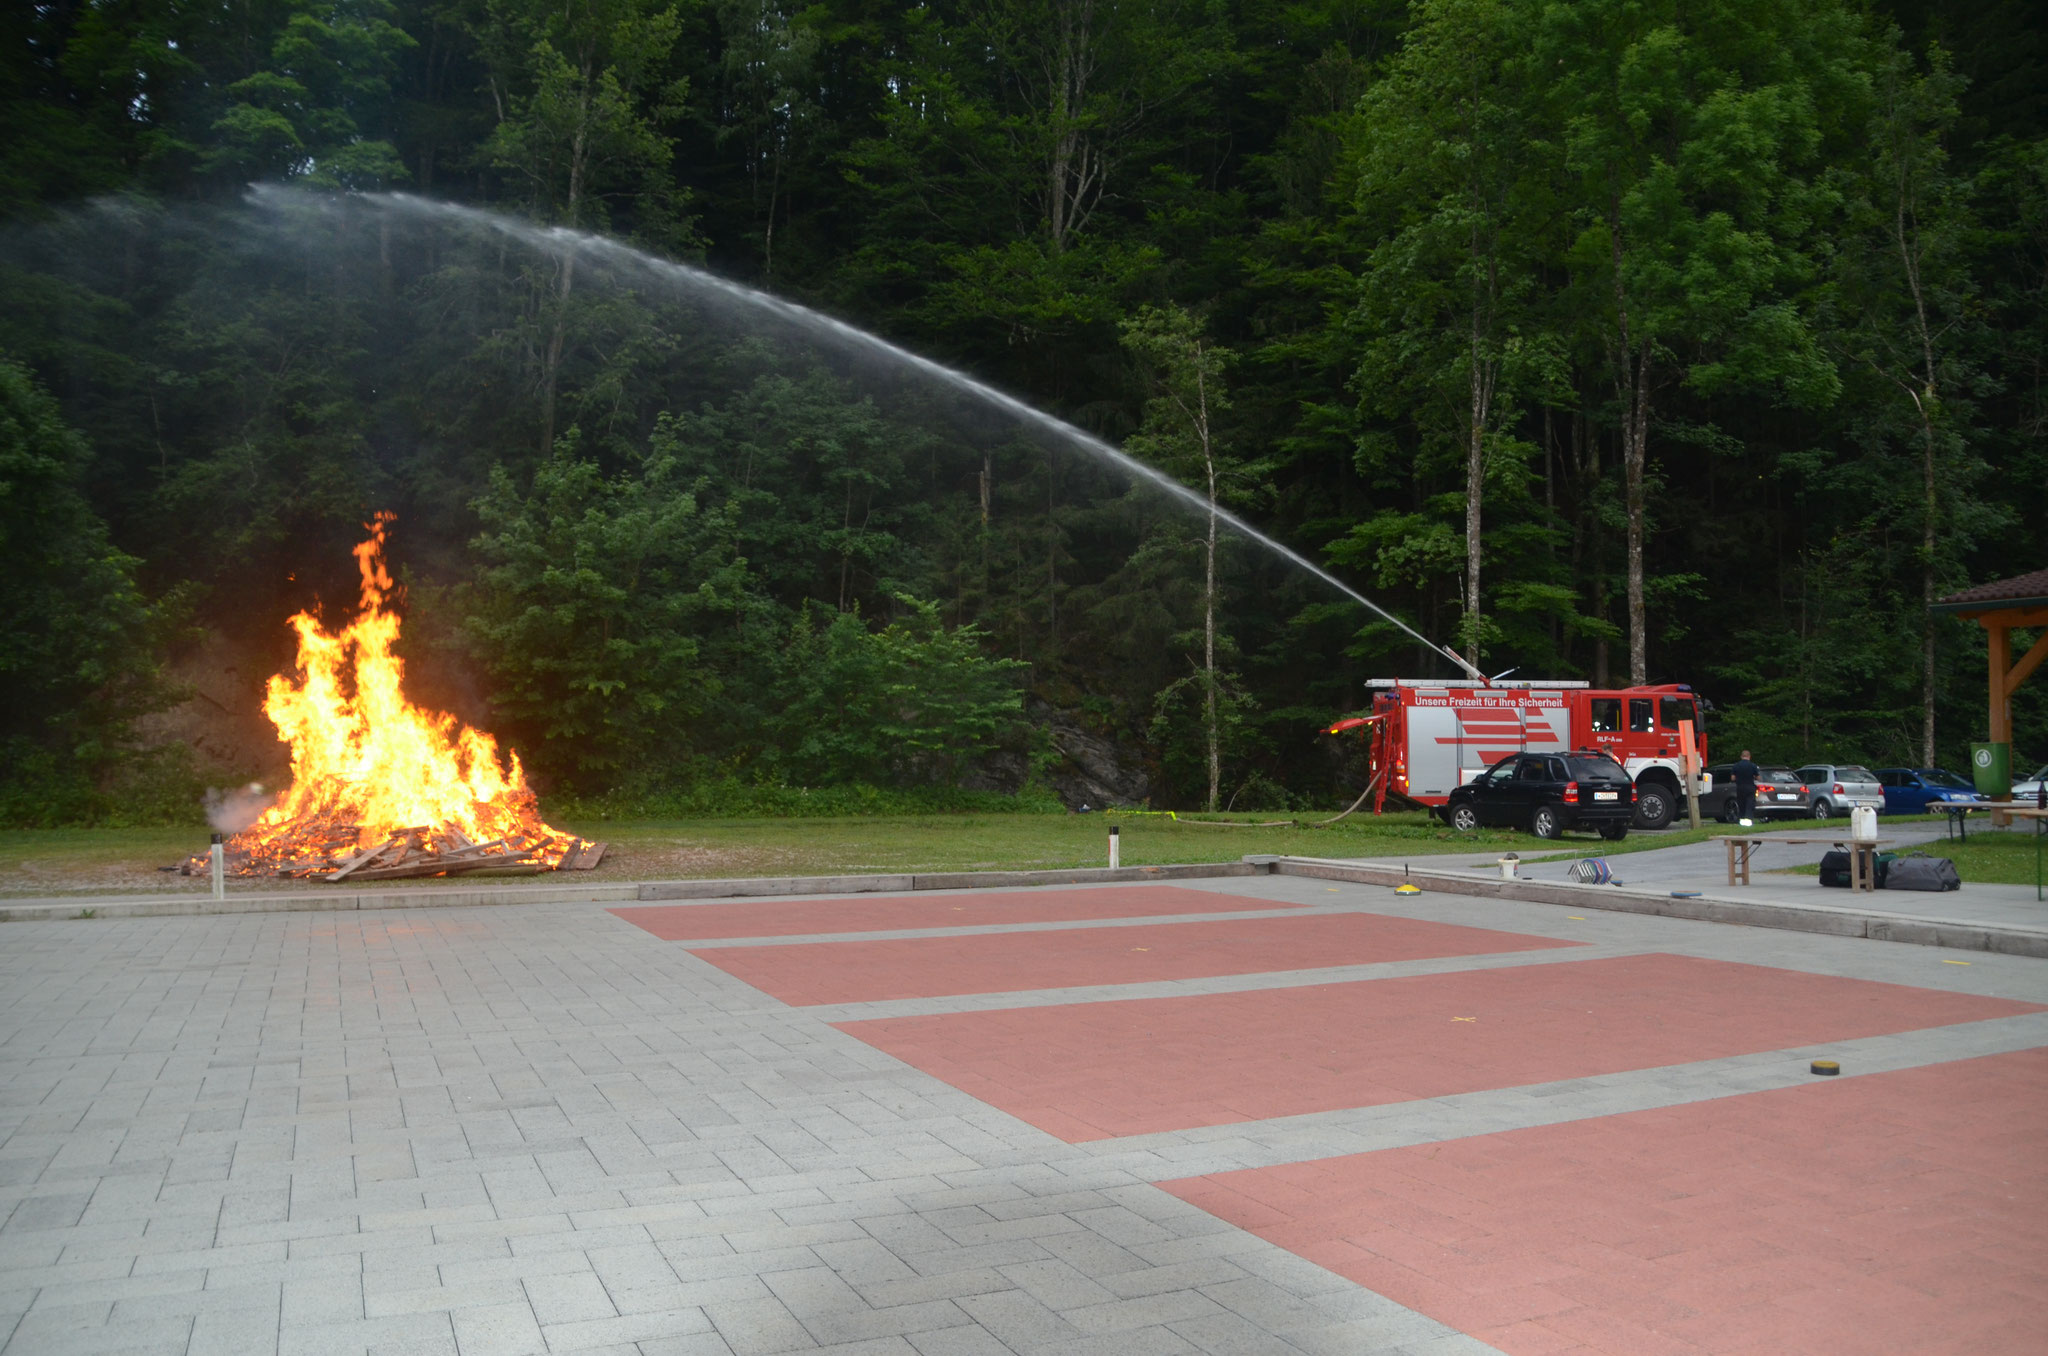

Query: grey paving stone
left=1166, top=1310, right=1318, bottom=1356
left=992, top=1259, right=1116, bottom=1313
left=448, top=1300, right=545, bottom=1356
left=280, top=1272, right=364, bottom=1326
left=904, top=1328, right=1014, bottom=1356
left=638, top=1333, right=738, bottom=1356
left=186, top=1304, right=282, bottom=1356
left=796, top=1299, right=972, bottom=1347
left=2, top=1191, right=92, bottom=1232
left=703, top=1296, right=818, bottom=1355
left=1098, top=1258, right=1248, bottom=1300
left=366, top=1280, right=525, bottom=1319
left=276, top=1311, right=457, bottom=1356
left=949, top=1292, right=1079, bottom=1351
left=1060, top=1288, right=1228, bottom=1337
left=1019, top=1326, right=1198, bottom=1356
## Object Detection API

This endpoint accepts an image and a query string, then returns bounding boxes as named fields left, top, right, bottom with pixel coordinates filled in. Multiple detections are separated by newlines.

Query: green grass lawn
left=14, top=806, right=2019, bottom=898
left=0, top=808, right=1537, bottom=897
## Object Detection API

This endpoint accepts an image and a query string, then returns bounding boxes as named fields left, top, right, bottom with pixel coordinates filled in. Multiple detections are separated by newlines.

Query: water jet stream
left=251, top=186, right=1479, bottom=681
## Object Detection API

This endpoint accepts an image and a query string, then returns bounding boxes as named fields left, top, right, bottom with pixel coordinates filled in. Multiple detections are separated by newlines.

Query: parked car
left=1441, top=750, right=1635, bottom=840
left=1700, top=765, right=1810, bottom=822
left=1790, top=764, right=1885, bottom=819
left=2011, top=762, right=2048, bottom=804
left=1875, top=768, right=1987, bottom=815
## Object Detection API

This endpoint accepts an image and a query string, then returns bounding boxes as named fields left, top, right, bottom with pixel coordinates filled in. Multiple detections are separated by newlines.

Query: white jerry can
left=1850, top=805, right=1878, bottom=843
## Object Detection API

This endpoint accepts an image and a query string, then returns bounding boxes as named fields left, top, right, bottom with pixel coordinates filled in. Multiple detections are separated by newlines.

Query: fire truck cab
left=1341, top=680, right=1711, bottom=830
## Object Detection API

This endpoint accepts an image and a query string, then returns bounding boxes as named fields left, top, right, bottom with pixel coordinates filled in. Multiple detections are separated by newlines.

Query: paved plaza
left=2, top=875, right=2045, bottom=1355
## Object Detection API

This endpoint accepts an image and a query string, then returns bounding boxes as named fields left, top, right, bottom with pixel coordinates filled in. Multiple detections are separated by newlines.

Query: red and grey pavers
left=834, top=952, right=2040, bottom=1140
left=610, top=883, right=1302, bottom=940
left=691, top=910, right=1580, bottom=1005
left=1160, top=1047, right=2048, bottom=1355
left=3, top=877, right=2042, bottom=1356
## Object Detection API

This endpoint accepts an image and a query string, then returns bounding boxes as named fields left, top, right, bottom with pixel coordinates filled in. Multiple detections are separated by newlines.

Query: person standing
left=1732, top=750, right=1760, bottom=823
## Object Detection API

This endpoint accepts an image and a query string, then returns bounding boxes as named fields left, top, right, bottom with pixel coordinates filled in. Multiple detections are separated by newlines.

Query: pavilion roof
left=1931, top=568, right=2048, bottom=614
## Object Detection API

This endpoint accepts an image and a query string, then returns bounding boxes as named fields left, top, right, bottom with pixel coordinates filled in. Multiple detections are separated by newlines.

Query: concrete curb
left=0, top=861, right=1265, bottom=922
left=1270, top=856, right=2048, bottom=959
left=635, top=860, right=1264, bottom=900
left=4, top=854, right=2037, bottom=960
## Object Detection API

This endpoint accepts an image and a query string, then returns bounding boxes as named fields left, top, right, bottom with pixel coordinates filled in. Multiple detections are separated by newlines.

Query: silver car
left=2012, top=762, right=2048, bottom=804
left=1793, top=764, right=1885, bottom=818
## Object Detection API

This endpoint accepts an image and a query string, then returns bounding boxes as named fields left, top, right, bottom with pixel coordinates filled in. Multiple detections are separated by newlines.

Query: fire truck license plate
left=1594, top=791, right=1618, bottom=800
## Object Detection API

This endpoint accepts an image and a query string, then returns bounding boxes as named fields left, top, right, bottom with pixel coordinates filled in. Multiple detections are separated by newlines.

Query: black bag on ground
left=1818, top=849, right=1899, bottom=889
left=1884, top=851, right=1961, bottom=891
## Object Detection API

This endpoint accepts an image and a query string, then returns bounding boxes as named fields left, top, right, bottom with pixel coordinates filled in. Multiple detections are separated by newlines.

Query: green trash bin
left=1971, top=741, right=2011, bottom=797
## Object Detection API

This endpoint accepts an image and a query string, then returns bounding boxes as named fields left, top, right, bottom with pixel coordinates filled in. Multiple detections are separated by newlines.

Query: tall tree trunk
left=539, top=253, right=576, bottom=454
left=1045, top=454, right=1058, bottom=649
left=1622, top=348, right=1650, bottom=687
left=1202, top=384, right=1219, bottom=813
left=540, top=92, right=590, bottom=454
left=1044, top=0, right=1097, bottom=251
left=1464, top=316, right=1493, bottom=672
left=1896, top=186, right=1941, bottom=766
left=764, top=149, right=780, bottom=281
left=1920, top=413, right=1937, bottom=765
left=1611, top=217, right=1651, bottom=686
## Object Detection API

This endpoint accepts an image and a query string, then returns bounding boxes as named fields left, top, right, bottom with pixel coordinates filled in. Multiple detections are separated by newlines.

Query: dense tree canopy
left=1, top=0, right=2042, bottom=819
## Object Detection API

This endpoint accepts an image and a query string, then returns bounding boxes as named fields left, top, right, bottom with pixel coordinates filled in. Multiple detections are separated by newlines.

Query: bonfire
left=186, top=513, right=605, bottom=882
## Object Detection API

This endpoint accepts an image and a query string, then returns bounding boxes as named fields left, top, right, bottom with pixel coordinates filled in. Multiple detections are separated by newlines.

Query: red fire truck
left=1330, top=679, right=1711, bottom=829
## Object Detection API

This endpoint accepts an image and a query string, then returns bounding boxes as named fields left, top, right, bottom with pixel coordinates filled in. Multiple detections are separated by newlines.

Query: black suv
left=1441, top=751, right=1636, bottom=839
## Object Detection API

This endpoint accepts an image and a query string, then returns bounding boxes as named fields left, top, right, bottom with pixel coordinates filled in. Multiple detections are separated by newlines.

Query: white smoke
left=205, top=782, right=277, bottom=835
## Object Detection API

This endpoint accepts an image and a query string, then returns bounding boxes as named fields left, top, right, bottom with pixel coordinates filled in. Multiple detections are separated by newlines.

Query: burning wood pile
left=182, top=513, right=605, bottom=884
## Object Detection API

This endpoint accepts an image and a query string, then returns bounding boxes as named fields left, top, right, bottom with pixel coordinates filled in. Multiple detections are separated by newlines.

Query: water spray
left=245, top=186, right=1484, bottom=683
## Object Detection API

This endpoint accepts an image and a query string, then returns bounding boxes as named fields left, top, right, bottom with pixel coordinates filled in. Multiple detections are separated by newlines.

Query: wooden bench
left=1725, top=836, right=1893, bottom=891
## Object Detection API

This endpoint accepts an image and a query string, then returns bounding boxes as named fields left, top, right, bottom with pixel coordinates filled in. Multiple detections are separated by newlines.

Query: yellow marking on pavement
left=1567, top=916, right=1586, bottom=920
left=1452, top=1016, right=1477, bottom=1022
left=1131, top=947, right=1150, bottom=952
left=1942, top=959, right=1972, bottom=965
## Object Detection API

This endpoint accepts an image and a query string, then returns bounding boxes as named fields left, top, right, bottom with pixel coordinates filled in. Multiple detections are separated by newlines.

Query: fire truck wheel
left=1530, top=805, right=1562, bottom=839
left=1448, top=804, right=1480, bottom=832
left=1633, top=783, right=1675, bottom=830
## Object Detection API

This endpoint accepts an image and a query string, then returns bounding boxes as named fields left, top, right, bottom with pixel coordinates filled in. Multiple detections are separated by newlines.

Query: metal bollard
left=209, top=832, right=225, bottom=901
left=1108, top=824, right=1120, bottom=870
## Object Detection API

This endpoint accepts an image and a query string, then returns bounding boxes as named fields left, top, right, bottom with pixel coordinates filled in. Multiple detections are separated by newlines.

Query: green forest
left=2, top=0, right=2043, bottom=824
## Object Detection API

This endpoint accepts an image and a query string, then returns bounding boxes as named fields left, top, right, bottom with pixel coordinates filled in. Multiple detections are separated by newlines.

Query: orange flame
left=226, top=513, right=574, bottom=872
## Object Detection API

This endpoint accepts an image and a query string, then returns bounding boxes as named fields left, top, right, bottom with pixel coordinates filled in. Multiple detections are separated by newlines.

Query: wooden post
left=1679, top=720, right=1702, bottom=830
left=1987, top=619, right=2012, bottom=745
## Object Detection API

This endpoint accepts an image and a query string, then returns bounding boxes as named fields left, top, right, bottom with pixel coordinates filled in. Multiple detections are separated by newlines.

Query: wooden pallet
left=182, top=825, right=609, bottom=882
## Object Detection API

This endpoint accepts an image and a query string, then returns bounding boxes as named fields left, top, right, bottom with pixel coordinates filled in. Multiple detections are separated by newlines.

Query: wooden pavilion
left=1932, top=567, right=2048, bottom=784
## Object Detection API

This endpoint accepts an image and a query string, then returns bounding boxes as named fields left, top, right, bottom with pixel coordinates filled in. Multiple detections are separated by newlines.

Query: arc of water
left=251, top=185, right=1481, bottom=682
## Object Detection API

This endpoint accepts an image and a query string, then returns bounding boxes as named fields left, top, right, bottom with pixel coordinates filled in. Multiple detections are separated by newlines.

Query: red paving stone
left=610, top=885, right=1298, bottom=940
left=834, top=953, right=2041, bottom=1140
left=1161, top=1047, right=2048, bottom=1355
left=693, top=910, right=1578, bottom=1005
